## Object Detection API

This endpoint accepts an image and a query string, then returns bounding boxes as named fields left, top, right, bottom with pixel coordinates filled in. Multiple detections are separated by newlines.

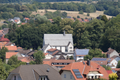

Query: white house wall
left=110, top=51, right=119, bottom=58
left=57, top=47, right=60, bottom=50
left=44, top=45, right=51, bottom=53
left=67, top=43, right=73, bottom=53
left=108, top=59, right=118, bottom=68
left=76, top=56, right=84, bottom=61
left=45, top=54, right=53, bottom=59
left=61, top=70, right=75, bottom=80
left=62, top=47, right=65, bottom=52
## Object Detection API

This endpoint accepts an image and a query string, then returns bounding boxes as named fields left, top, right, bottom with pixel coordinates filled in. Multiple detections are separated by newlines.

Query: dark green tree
left=7, top=55, right=21, bottom=65
left=33, top=51, right=45, bottom=64
left=117, top=61, right=120, bottom=68
left=0, top=47, right=8, bottom=62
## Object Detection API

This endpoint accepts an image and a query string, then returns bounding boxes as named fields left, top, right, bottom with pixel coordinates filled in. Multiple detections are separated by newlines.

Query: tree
left=101, top=15, right=108, bottom=23
left=33, top=51, right=45, bottom=64
left=87, top=13, right=90, bottom=16
left=0, top=47, right=8, bottom=62
left=35, top=15, right=49, bottom=24
left=109, top=73, right=118, bottom=80
left=102, top=65, right=111, bottom=70
left=117, top=61, right=120, bottom=68
left=0, top=59, right=8, bottom=80
left=77, top=15, right=80, bottom=18
left=79, top=10, right=83, bottom=14
left=62, top=25, right=73, bottom=34
left=7, top=55, right=21, bottom=65
left=84, top=48, right=106, bottom=60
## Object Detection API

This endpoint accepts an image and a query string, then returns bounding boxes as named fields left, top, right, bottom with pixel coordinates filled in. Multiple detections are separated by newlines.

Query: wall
left=110, top=50, right=119, bottom=58
left=62, top=47, right=65, bottom=52
left=67, top=43, right=73, bottom=53
left=45, top=54, right=53, bottom=59
left=76, top=56, right=84, bottom=61
left=44, top=45, right=51, bottom=53
left=108, top=59, right=118, bottom=68
left=61, top=70, right=75, bottom=80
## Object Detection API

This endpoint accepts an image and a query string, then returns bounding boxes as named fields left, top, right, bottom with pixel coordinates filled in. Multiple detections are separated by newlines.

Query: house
left=60, top=60, right=109, bottom=80
left=44, top=53, right=53, bottom=59
left=74, top=49, right=89, bottom=61
left=24, top=17, right=30, bottom=23
left=13, top=17, right=21, bottom=24
left=8, top=17, right=21, bottom=24
left=5, top=52, right=22, bottom=63
left=91, top=57, right=118, bottom=68
left=43, top=31, right=74, bottom=56
left=52, top=50, right=67, bottom=59
left=7, top=64, right=62, bottom=80
left=43, top=59, right=75, bottom=70
left=106, top=48, right=119, bottom=58
left=18, top=49, right=35, bottom=57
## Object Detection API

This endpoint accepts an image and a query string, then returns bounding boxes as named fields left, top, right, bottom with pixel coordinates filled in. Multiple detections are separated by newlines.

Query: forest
left=0, top=1, right=119, bottom=19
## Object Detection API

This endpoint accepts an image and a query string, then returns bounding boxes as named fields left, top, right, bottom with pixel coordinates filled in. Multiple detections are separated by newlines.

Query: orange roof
left=43, top=59, right=75, bottom=66
left=44, top=53, right=49, bottom=56
left=5, top=46, right=17, bottom=51
left=25, top=17, right=30, bottom=20
left=61, top=61, right=109, bottom=80
left=47, top=48, right=57, bottom=52
left=14, top=20, right=18, bottom=22
left=19, top=57, right=31, bottom=63
left=6, top=52, right=18, bottom=59
left=52, top=51, right=59, bottom=56
left=17, top=47, right=23, bottom=50
left=0, top=42, right=8, bottom=47
left=21, top=23, right=26, bottom=25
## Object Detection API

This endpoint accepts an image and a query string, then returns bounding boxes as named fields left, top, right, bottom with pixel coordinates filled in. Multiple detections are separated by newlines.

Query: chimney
left=87, top=59, right=90, bottom=66
left=63, top=30, right=66, bottom=36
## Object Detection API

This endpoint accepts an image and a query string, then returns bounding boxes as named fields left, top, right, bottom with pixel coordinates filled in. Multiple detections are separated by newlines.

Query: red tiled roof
left=5, top=46, right=17, bottom=51
left=14, top=20, right=18, bottom=22
left=44, top=53, right=49, bottom=56
left=21, top=23, right=26, bottom=25
left=0, top=36, right=10, bottom=42
left=106, top=70, right=113, bottom=74
left=84, top=19, right=89, bottom=22
left=24, top=18, right=30, bottom=20
left=6, top=52, right=18, bottom=59
left=18, top=57, right=31, bottom=63
left=47, top=48, right=57, bottom=52
left=61, top=61, right=109, bottom=80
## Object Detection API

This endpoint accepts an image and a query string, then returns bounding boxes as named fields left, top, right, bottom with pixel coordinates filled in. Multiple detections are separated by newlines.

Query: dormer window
left=14, top=76, right=16, bottom=80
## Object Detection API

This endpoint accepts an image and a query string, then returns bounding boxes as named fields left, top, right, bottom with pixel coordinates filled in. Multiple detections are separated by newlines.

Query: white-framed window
left=64, top=74, right=66, bottom=78
left=70, top=75, right=73, bottom=79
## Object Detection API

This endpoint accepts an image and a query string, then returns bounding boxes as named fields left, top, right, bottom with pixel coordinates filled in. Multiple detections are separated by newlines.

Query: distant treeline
left=0, top=1, right=120, bottom=19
